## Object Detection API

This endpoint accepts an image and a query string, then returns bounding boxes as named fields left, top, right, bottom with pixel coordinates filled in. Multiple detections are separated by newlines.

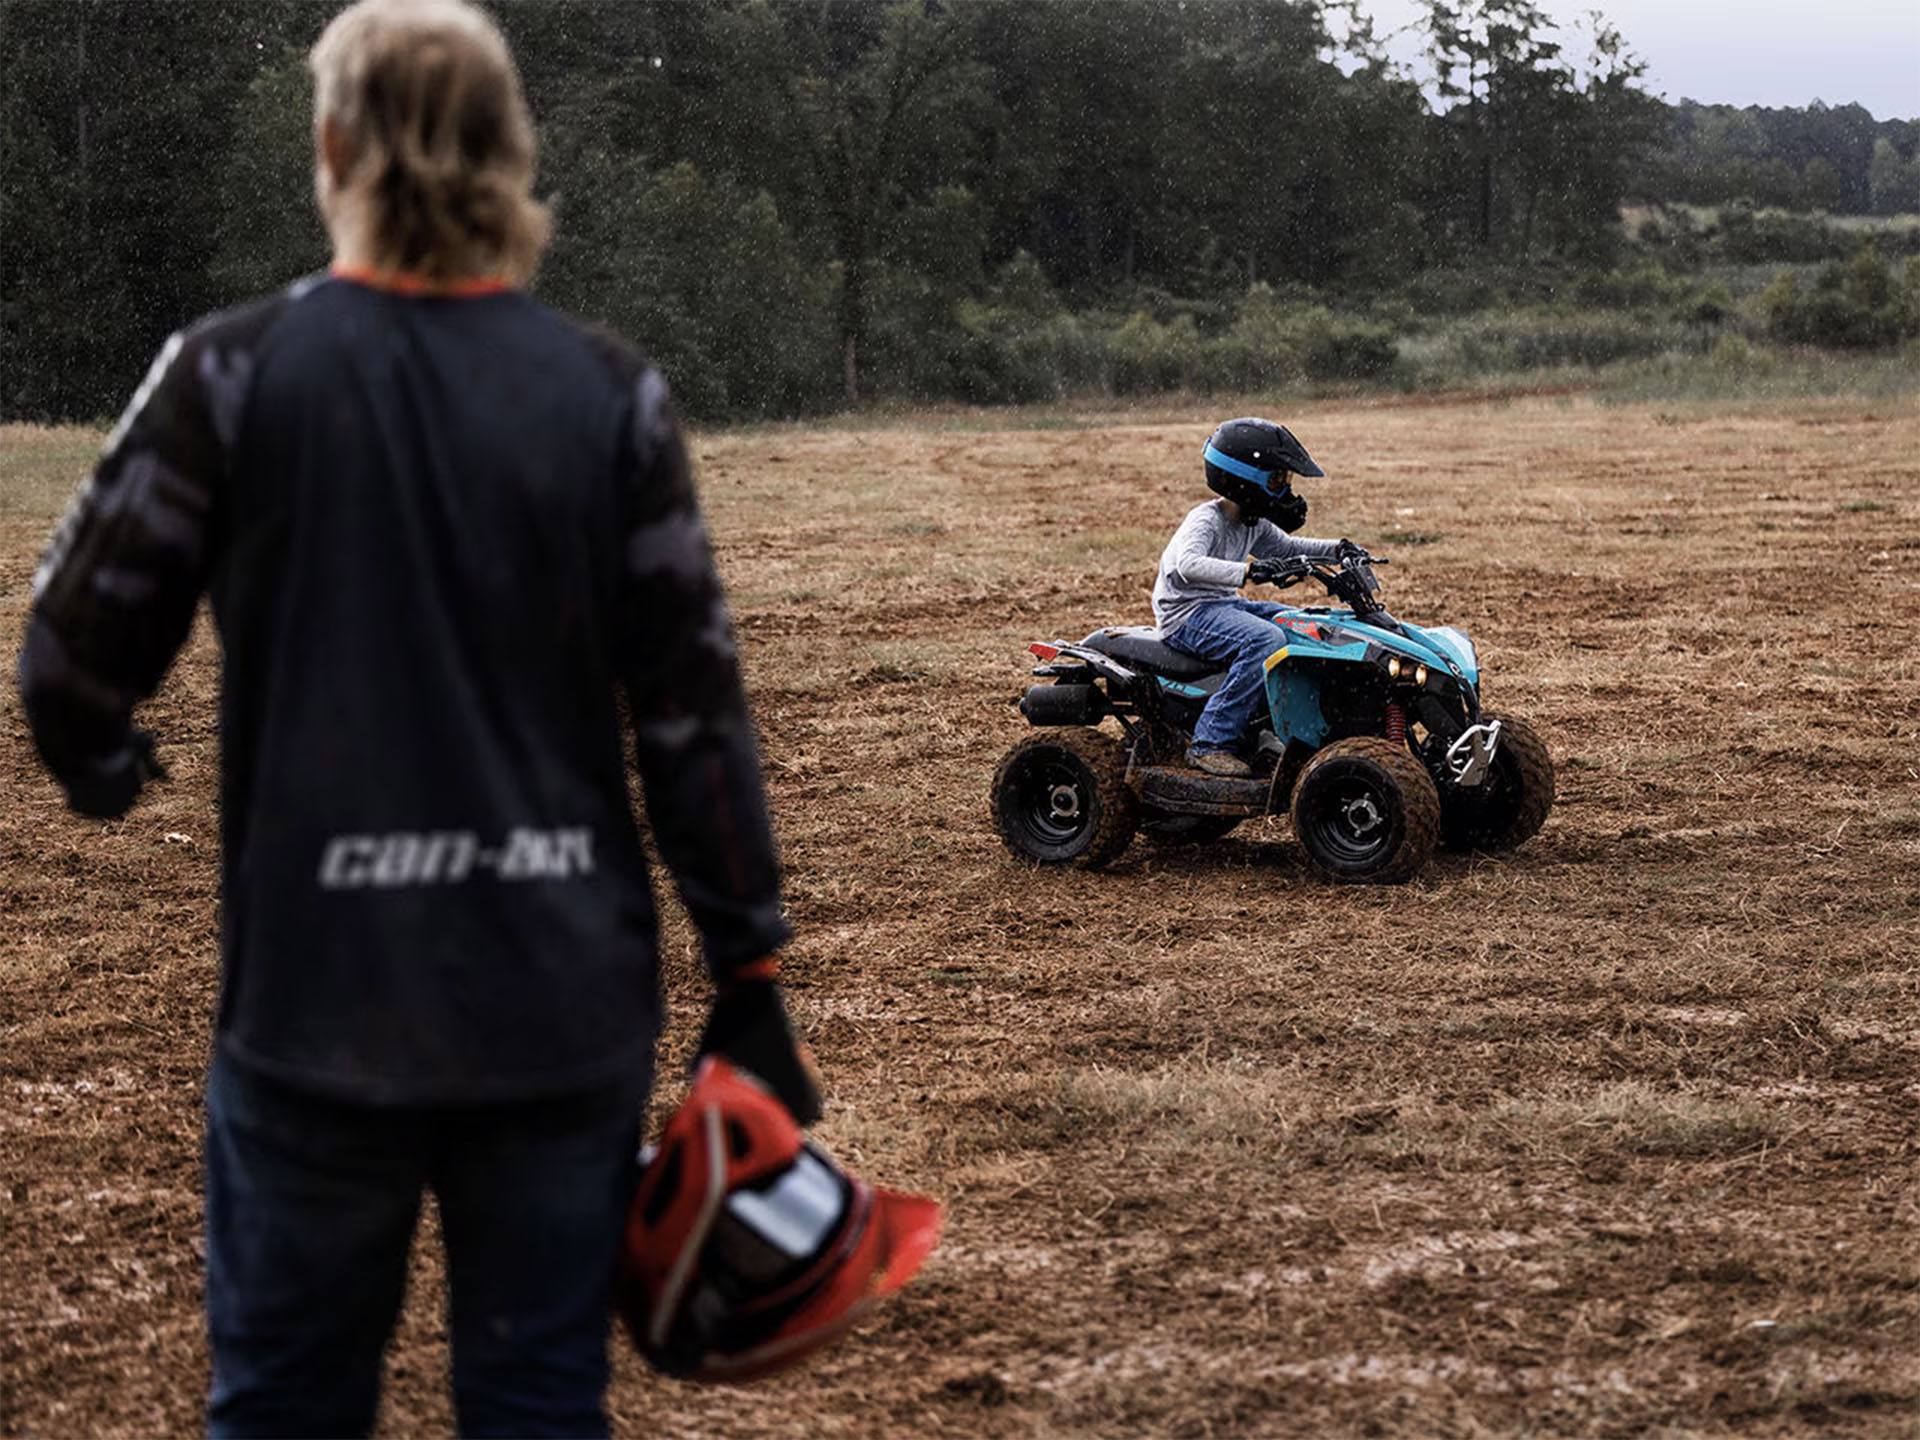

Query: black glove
left=1269, top=488, right=1309, bottom=533
left=67, top=730, right=168, bottom=820
left=1247, top=556, right=1308, bottom=587
left=695, top=978, right=822, bottom=1126
left=1335, top=538, right=1368, bottom=563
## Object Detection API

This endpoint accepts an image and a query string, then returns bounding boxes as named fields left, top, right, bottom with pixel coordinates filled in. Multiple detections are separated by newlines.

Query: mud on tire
left=1289, top=736, right=1441, bottom=884
left=991, top=729, right=1138, bottom=869
left=1440, top=711, right=1554, bottom=852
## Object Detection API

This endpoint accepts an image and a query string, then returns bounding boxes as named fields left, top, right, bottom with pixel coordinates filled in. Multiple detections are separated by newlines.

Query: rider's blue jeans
left=203, top=1052, right=647, bottom=1439
left=1164, top=599, right=1288, bottom=752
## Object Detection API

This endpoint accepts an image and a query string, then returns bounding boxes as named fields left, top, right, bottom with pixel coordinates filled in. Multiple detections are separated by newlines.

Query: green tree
left=0, top=0, right=321, bottom=418
left=212, top=48, right=329, bottom=298
left=1801, top=156, right=1844, bottom=212
left=538, top=147, right=836, bottom=419
left=1868, top=137, right=1920, bottom=215
left=1422, top=0, right=1651, bottom=260
left=973, top=0, right=1184, bottom=289
left=726, top=0, right=986, bottom=401
left=1161, top=1, right=1341, bottom=286
left=1425, top=0, right=1571, bottom=251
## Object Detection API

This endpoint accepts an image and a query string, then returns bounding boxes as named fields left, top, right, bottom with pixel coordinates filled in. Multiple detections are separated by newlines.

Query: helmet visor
left=709, top=1144, right=853, bottom=1295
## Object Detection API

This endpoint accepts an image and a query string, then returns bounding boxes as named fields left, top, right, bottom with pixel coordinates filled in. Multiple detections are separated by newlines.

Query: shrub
left=1677, top=282, right=1738, bottom=326
left=1303, top=316, right=1399, bottom=380
left=917, top=254, right=1107, bottom=404
left=1108, top=311, right=1202, bottom=394
left=1202, top=285, right=1308, bottom=390
left=1397, top=266, right=1500, bottom=316
left=1501, top=313, right=1685, bottom=369
left=1574, top=260, right=1683, bottom=310
left=1715, top=204, right=1845, bottom=265
left=1194, top=291, right=1399, bottom=389
left=944, top=301, right=1103, bottom=403
left=1762, top=243, right=1920, bottom=349
left=1423, top=309, right=1701, bottom=378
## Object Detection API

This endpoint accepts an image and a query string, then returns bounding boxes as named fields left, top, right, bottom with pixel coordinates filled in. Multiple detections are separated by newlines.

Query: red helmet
left=618, top=1057, right=942, bottom=1383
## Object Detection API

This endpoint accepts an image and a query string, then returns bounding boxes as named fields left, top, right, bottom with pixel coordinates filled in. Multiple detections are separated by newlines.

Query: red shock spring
left=1384, top=701, right=1407, bottom=747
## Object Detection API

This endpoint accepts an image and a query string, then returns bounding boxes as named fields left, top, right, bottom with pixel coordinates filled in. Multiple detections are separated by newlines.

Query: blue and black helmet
left=1202, top=418, right=1324, bottom=525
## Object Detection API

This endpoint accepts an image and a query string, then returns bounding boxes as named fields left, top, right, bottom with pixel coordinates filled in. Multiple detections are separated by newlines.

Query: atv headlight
left=1386, top=656, right=1403, bottom=679
left=1414, top=664, right=1428, bottom=686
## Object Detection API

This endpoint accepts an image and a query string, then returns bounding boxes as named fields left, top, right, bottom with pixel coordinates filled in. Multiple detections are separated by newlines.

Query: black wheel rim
left=1006, top=751, right=1096, bottom=852
left=1301, top=770, right=1400, bottom=866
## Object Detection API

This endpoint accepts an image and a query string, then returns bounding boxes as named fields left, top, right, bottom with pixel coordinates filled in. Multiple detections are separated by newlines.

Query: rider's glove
left=695, top=971, right=823, bottom=1126
left=1246, top=556, right=1306, bottom=587
left=1270, top=489, right=1309, bottom=533
left=1335, top=538, right=1368, bottom=563
left=67, top=730, right=168, bottom=819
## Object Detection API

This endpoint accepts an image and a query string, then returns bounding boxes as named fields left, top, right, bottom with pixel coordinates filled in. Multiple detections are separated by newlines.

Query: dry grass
left=1483, top=1082, right=1788, bottom=1159
left=3, top=392, right=1919, bottom=1437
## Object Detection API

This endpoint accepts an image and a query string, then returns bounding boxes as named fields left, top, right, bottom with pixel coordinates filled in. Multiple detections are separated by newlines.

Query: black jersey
left=19, top=273, right=790, bottom=1103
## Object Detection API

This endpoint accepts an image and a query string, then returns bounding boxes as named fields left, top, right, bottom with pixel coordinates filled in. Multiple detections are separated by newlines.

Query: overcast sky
left=1353, top=0, right=1920, bottom=120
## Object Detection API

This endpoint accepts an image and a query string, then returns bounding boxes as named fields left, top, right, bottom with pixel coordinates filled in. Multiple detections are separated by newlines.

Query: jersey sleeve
left=1250, top=521, right=1339, bottom=562
left=18, top=327, right=231, bottom=811
left=614, top=371, right=791, bottom=982
left=1167, top=508, right=1250, bottom=588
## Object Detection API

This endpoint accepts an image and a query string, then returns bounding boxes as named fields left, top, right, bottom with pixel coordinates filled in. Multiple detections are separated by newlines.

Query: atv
left=989, top=547, right=1552, bottom=883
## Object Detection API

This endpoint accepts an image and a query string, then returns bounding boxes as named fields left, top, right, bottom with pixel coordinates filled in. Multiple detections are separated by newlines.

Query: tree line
left=1649, top=100, right=1920, bottom=216
left=1, top=0, right=1913, bottom=424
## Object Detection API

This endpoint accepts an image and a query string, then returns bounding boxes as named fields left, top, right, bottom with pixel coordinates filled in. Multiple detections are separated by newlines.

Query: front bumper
left=1445, top=720, right=1503, bottom=788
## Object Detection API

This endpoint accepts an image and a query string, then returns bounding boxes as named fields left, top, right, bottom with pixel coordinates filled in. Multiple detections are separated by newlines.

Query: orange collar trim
left=330, top=264, right=515, bottom=298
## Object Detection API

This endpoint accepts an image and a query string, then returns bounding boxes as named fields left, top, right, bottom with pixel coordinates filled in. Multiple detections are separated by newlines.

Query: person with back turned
left=16, top=1, right=817, bottom=1432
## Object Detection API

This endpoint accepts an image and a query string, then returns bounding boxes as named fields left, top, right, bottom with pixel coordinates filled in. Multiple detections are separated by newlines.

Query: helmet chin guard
left=619, top=1058, right=942, bottom=1383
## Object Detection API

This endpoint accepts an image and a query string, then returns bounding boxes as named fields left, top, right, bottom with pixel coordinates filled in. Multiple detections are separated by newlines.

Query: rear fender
left=1042, top=642, right=1138, bottom=689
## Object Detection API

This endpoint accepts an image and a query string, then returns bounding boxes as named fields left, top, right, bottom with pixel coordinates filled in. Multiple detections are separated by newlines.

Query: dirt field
left=3, top=392, right=1917, bottom=1438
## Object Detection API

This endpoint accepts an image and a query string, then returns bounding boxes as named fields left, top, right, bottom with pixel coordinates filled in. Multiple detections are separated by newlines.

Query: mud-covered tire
left=1289, top=737, right=1440, bottom=884
left=1440, top=712, right=1554, bottom=852
left=991, top=729, right=1139, bottom=868
left=1141, top=812, right=1243, bottom=846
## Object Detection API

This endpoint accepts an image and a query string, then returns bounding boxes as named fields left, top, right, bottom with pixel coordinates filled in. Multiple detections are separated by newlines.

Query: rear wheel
left=991, top=730, right=1138, bottom=868
left=1141, top=813, right=1242, bottom=846
left=1440, top=712, right=1554, bottom=852
left=1289, top=737, right=1440, bottom=884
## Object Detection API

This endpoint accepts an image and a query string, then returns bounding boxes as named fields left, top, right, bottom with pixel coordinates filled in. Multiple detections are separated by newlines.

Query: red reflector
left=1029, top=642, right=1061, bottom=660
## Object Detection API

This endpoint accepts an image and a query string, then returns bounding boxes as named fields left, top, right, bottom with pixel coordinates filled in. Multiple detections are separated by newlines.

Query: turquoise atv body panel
left=1258, top=606, right=1481, bottom=750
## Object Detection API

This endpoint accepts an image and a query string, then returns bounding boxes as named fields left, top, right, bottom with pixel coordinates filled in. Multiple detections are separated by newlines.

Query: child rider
left=1152, top=417, right=1358, bottom=777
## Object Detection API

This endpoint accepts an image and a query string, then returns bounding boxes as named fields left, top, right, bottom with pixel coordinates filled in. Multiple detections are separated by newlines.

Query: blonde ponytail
left=310, top=0, right=549, bottom=283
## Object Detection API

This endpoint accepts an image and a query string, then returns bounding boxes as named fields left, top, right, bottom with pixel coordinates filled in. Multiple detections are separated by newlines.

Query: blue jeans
left=204, top=1052, right=648, bottom=1438
left=1164, top=599, right=1288, bottom=751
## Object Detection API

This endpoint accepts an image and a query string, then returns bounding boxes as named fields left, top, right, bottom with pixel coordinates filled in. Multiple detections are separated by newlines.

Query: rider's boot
left=1186, top=746, right=1251, bottom=778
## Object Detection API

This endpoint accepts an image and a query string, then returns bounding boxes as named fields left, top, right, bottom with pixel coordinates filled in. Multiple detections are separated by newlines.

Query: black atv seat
left=1080, top=627, right=1220, bottom=681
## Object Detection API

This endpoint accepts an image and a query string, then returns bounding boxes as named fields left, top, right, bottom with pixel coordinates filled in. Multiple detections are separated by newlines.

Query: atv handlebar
left=1249, top=548, right=1387, bottom=585
left=1247, top=547, right=1391, bottom=615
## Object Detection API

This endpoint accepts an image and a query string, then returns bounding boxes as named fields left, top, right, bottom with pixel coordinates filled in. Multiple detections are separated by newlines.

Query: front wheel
left=1289, top=737, right=1440, bottom=884
left=1440, top=712, right=1554, bottom=852
left=991, top=730, right=1139, bottom=868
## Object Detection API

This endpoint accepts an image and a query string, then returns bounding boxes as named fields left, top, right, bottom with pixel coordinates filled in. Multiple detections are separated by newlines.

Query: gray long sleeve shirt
left=1151, top=500, right=1340, bottom=635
